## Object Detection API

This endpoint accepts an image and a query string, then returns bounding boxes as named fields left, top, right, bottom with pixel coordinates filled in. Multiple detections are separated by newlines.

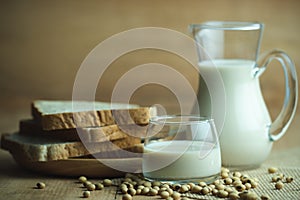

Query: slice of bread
left=32, top=100, right=152, bottom=130
left=19, top=119, right=131, bottom=143
left=1, top=133, right=141, bottom=162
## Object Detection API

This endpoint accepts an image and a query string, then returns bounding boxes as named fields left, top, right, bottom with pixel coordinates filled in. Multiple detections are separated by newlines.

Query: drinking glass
left=142, top=115, right=221, bottom=183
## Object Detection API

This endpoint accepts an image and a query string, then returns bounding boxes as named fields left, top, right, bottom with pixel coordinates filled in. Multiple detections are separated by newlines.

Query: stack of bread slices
left=1, top=100, right=152, bottom=164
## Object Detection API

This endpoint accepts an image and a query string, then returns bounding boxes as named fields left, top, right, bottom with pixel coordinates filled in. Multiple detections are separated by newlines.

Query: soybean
left=275, top=181, right=284, bottom=190
left=166, top=188, right=174, bottom=195
left=272, top=176, right=281, bottom=182
left=137, top=185, right=144, bottom=190
left=136, top=188, right=142, bottom=195
left=159, top=187, right=168, bottom=194
left=82, top=191, right=90, bottom=198
left=224, top=177, right=233, bottom=185
left=103, top=179, right=112, bottom=187
left=123, top=182, right=133, bottom=188
left=153, top=186, right=160, bottom=190
left=208, top=184, right=215, bottom=189
left=201, top=187, right=210, bottom=195
left=212, top=189, right=218, bottom=196
left=95, top=183, right=104, bottom=190
left=221, top=172, right=229, bottom=178
left=191, top=185, right=202, bottom=193
left=152, top=181, right=161, bottom=187
left=121, top=186, right=128, bottom=194
left=286, top=176, right=294, bottom=183
left=244, top=182, right=252, bottom=190
left=148, top=188, right=158, bottom=196
left=278, top=173, right=284, bottom=179
left=142, top=187, right=150, bottom=195
left=240, top=192, right=259, bottom=200
left=251, top=181, right=258, bottom=188
left=235, top=184, right=246, bottom=192
left=229, top=192, right=239, bottom=200
left=233, top=172, right=242, bottom=178
left=187, top=182, right=195, bottom=189
left=268, top=167, right=278, bottom=174
left=83, top=181, right=92, bottom=187
left=199, top=181, right=207, bottom=187
left=172, top=183, right=181, bottom=191
left=225, top=187, right=234, bottom=193
left=161, top=183, right=170, bottom=189
left=216, top=184, right=225, bottom=190
left=179, top=185, right=189, bottom=193
left=122, top=194, right=132, bottom=200
left=171, top=191, right=181, bottom=200
left=36, top=182, right=46, bottom=189
left=217, top=190, right=228, bottom=198
left=86, top=183, right=96, bottom=191
left=143, top=181, right=152, bottom=187
left=128, top=188, right=136, bottom=196
left=221, top=167, right=230, bottom=173
left=78, top=176, right=87, bottom=183
left=160, top=191, right=170, bottom=199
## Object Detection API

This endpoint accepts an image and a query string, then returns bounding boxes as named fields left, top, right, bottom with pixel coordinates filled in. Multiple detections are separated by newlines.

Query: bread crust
left=1, top=133, right=141, bottom=162
left=32, top=100, right=151, bottom=130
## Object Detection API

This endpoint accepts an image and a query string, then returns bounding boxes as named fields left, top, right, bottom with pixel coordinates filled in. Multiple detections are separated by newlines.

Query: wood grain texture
left=12, top=156, right=142, bottom=178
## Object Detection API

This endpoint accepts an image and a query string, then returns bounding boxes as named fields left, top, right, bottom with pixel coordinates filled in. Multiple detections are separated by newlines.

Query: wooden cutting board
left=13, top=154, right=142, bottom=178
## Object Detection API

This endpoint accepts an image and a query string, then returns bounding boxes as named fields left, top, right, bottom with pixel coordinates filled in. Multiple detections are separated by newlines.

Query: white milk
left=198, top=59, right=273, bottom=168
left=143, top=140, right=221, bottom=181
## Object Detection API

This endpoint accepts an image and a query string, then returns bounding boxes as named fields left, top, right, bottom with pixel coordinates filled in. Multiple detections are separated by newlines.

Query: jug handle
left=254, top=49, right=298, bottom=141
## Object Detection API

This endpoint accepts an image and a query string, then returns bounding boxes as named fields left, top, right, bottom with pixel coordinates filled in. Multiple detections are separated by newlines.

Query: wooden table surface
left=0, top=140, right=299, bottom=200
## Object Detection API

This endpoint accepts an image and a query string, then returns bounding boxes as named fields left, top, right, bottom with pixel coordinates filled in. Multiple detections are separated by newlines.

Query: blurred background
left=0, top=0, right=299, bottom=150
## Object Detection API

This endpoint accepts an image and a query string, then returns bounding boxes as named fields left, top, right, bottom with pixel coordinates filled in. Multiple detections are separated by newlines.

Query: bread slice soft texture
left=1, top=133, right=141, bottom=162
left=77, top=143, right=144, bottom=159
left=20, top=119, right=148, bottom=141
left=32, top=100, right=152, bottom=131
left=19, top=119, right=140, bottom=143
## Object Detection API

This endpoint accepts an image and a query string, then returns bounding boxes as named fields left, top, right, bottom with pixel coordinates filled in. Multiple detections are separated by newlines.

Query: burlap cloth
left=180, top=166, right=300, bottom=200
left=113, top=165, right=300, bottom=200
left=182, top=147, right=300, bottom=200
left=110, top=148, right=300, bottom=199
left=113, top=148, right=300, bottom=199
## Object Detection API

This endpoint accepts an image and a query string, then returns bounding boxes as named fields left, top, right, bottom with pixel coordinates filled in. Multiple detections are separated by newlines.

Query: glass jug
left=190, top=21, right=298, bottom=169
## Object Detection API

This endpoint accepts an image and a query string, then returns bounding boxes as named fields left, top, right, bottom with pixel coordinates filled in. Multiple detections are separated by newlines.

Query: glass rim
left=150, top=115, right=213, bottom=125
left=190, top=21, right=264, bottom=31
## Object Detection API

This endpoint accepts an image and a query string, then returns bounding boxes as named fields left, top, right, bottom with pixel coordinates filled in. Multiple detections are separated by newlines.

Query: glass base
left=222, top=164, right=261, bottom=171
left=143, top=173, right=220, bottom=184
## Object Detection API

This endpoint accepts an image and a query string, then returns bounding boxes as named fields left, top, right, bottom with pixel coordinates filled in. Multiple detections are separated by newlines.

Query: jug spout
left=189, top=21, right=264, bottom=61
